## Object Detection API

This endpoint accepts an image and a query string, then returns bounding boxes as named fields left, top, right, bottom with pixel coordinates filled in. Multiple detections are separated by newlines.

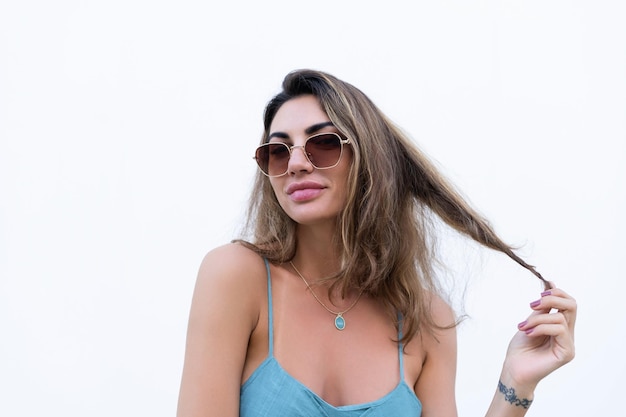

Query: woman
left=177, top=69, right=576, bottom=416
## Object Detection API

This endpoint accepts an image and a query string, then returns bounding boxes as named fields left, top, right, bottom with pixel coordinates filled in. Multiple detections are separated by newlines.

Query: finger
left=523, top=318, right=575, bottom=356
left=541, top=286, right=576, bottom=303
left=529, top=294, right=577, bottom=313
left=518, top=311, right=567, bottom=332
left=523, top=322, right=569, bottom=338
left=529, top=288, right=577, bottom=326
left=524, top=322, right=575, bottom=360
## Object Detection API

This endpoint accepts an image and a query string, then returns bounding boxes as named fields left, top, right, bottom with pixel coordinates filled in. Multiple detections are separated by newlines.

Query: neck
left=292, top=223, right=343, bottom=283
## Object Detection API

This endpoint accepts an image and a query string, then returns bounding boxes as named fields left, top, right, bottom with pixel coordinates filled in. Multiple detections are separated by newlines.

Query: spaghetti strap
left=263, top=258, right=274, bottom=356
left=397, top=314, right=405, bottom=380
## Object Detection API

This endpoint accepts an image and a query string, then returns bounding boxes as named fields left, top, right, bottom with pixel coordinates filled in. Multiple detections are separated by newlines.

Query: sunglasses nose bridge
left=286, top=144, right=314, bottom=170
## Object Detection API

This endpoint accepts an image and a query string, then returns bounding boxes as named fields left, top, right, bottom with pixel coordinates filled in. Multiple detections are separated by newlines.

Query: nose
left=287, top=145, right=313, bottom=175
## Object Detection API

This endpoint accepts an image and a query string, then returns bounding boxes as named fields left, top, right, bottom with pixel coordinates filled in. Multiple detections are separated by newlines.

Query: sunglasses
left=254, top=132, right=351, bottom=177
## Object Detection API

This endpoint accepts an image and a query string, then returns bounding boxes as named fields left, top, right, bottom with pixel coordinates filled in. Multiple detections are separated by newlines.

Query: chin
left=284, top=208, right=341, bottom=227
left=278, top=196, right=346, bottom=227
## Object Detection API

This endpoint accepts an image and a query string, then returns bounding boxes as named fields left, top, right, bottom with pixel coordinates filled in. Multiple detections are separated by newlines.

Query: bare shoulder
left=192, top=243, right=268, bottom=326
left=197, top=243, right=267, bottom=287
left=412, top=292, right=459, bottom=416
left=197, top=242, right=267, bottom=283
left=429, top=293, right=457, bottom=329
left=422, top=292, right=457, bottom=348
left=177, top=243, right=268, bottom=416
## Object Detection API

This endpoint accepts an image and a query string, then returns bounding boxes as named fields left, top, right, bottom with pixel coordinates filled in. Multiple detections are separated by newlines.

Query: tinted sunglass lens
left=269, top=143, right=291, bottom=175
left=256, top=143, right=290, bottom=176
left=254, top=146, right=269, bottom=173
left=306, top=134, right=342, bottom=168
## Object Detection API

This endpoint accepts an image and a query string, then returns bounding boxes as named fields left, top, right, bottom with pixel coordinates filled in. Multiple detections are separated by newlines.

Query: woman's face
left=267, top=95, right=353, bottom=228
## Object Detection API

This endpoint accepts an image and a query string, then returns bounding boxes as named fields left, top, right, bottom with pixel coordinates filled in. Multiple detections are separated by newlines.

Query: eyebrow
left=268, top=121, right=335, bottom=141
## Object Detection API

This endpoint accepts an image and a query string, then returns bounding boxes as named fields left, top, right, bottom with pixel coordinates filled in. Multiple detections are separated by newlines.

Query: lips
left=286, top=181, right=325, bottom=201
left=286, top=181, right=324, bottom=194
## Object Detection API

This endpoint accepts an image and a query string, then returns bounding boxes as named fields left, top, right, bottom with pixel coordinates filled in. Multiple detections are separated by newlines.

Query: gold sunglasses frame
left=253, top=132, right=351, bottom=177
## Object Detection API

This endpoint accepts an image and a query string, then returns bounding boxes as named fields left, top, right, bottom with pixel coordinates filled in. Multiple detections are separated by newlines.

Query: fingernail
left=530, top=299, right=541, bottom=308
left=525, top=328, right=534, bottom=335
left=541, top=290, right=552, bottom=297
left=518, top=320, right=528, bottom=329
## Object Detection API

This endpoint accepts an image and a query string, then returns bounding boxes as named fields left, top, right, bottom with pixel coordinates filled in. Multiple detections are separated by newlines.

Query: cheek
left=268, top=179, right=289, bottom=210
left=268, top=178, right=279, bottom=193
left=268, top=177, right=283, bottom=197
left=333, top=175, right=352, bottom=210
left=338, top=161, right=354, bottom=197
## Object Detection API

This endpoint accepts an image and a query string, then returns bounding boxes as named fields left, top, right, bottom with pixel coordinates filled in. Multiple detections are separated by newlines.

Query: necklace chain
left=289, top=261, right=363, bottom=330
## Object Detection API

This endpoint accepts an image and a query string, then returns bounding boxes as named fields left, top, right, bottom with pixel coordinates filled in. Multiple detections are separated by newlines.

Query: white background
left=1, top=1, right=625, bottom=416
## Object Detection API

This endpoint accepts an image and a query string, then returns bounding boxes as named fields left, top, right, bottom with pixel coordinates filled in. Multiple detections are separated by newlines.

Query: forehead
left=269, top=95, right=330, bottom=133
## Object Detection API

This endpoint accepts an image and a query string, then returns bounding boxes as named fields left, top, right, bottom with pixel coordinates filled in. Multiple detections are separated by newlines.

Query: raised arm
left=415, top=286, right=576, bottom=417
left=177, top=244, right=265, bottom=417
left=485, top=286, right=577, bottom=417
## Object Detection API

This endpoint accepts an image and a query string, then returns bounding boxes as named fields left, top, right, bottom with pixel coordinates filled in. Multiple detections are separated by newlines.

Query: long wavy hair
left=237, top=69, right=550, bottom=343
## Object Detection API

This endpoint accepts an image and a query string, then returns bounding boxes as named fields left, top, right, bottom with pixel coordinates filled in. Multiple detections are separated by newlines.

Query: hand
left=502, top=285, right=577, bottom=390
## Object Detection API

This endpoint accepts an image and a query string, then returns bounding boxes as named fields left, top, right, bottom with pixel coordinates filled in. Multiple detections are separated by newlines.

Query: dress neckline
left=243, top=356, right=421, bottom=411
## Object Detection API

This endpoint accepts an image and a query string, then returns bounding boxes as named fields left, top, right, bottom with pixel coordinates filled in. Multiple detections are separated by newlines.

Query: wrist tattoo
left=498, top=380, right=533, bottom=409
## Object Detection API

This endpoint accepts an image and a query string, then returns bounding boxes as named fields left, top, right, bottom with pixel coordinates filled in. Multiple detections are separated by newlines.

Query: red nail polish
left=530, top=299, right=541, bottom=308
left=541, top=290, right=552, bottom=297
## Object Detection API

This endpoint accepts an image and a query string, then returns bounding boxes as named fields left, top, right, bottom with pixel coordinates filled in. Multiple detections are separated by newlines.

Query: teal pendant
left=334, top=314, right=346, bottom=330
